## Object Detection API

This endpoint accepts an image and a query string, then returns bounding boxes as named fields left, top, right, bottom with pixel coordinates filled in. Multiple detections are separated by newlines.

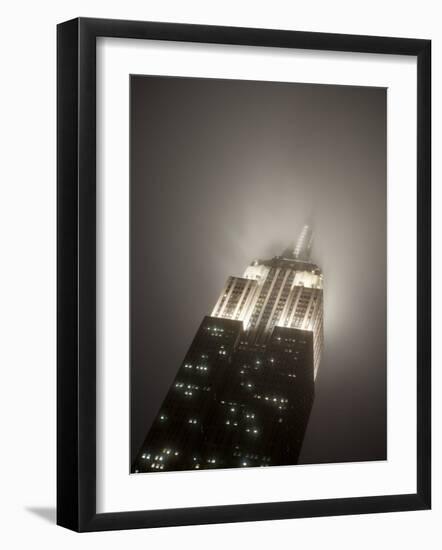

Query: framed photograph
left=57, top=17, right=431, bottom=532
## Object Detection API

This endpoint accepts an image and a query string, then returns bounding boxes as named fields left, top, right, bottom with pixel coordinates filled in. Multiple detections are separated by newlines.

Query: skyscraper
left=132, top=226, right=324, bottom=473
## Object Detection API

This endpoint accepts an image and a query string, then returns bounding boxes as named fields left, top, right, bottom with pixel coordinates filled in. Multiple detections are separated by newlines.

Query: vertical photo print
left=130, top=76, right=387, bottom=474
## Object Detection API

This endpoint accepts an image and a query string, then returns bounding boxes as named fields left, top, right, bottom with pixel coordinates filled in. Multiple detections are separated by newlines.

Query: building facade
left=133, top=226, right=324, bottom=473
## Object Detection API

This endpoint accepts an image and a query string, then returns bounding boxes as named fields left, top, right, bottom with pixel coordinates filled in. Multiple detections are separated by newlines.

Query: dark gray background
left=130, top=75, right=386, bottom=465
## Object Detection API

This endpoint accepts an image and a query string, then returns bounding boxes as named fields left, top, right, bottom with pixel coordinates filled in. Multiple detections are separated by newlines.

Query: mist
left=130, top=75, right=387, bottom=464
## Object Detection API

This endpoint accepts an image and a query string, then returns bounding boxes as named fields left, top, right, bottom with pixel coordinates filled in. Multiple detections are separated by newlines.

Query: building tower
left=132, top=225, right=324, bottom=473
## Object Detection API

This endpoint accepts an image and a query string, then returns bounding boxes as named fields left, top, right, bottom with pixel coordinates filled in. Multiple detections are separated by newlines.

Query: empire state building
left=132, top=226, right=324, bottom=473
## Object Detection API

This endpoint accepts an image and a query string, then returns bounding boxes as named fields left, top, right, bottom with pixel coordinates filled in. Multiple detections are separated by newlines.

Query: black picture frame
left=57, top=17, right=431, bottom=532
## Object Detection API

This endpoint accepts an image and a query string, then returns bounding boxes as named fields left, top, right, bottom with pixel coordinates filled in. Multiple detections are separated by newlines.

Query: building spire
left=293, top=225, right=313, bottom=261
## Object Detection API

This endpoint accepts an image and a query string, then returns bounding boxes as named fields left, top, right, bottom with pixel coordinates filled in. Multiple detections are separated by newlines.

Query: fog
left=131, top=75, right=386, bottom=464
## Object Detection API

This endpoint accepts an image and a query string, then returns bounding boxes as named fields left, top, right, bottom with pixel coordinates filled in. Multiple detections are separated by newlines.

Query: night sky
left=130, top=75, right=386, bottom=466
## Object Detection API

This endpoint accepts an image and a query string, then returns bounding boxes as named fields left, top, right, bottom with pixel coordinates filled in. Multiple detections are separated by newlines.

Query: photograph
left=0, top=1, right=433, bottom=544
left=130, top=75, right=387, bottom=474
